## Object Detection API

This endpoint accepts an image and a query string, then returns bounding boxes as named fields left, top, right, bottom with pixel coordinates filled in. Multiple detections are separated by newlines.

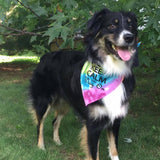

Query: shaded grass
left=0, top=56, right=160, bottom=160
left=0, top=82, right=82, bottom=160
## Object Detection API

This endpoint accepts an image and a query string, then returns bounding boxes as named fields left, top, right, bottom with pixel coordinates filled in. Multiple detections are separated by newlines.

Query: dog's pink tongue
left=117, top=49, right=131, bottom=61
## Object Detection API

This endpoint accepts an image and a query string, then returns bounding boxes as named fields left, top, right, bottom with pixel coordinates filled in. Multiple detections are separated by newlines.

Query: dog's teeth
left=112, top=44, right=116, bottom=51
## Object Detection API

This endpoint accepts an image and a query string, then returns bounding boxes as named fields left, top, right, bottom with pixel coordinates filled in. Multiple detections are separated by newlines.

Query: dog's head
left=85, top=8, right=138, bottom=76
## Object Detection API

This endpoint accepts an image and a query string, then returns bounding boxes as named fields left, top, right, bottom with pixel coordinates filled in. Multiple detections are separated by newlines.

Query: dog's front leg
left=107, top=130, right=119, bottom=160
left=107, top=119, right=121, bottom=160
left=80, top=124, right=101, bottom=160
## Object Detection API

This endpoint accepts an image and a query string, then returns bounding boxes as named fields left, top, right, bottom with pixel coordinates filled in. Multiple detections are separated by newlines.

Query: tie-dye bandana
left=80, top=61, right=124, bottom=106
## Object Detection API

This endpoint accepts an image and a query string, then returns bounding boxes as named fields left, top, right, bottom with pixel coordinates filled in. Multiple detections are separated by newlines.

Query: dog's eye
left=107, top=25, right=117, bottom=30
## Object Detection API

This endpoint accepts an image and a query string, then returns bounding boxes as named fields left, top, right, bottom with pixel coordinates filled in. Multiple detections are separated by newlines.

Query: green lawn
left=0, top=56, right=160, bottom=160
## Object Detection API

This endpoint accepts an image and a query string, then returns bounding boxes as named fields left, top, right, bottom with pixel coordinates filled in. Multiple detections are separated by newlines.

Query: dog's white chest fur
left=102, top=83, right=128, bottom=122
left=89, top=83, right=128, bottom=123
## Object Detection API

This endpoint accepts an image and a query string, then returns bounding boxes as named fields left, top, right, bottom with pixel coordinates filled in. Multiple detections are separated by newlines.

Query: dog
left=29, top=8, right=138, bottom=160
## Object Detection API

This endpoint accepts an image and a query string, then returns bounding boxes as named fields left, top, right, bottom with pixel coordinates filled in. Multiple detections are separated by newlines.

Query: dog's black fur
left=30, top=8, right=138, bottom=160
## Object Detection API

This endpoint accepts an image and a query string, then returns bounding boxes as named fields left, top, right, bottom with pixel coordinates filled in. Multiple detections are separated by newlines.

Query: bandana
left=80, top=61, right=124, bottom=106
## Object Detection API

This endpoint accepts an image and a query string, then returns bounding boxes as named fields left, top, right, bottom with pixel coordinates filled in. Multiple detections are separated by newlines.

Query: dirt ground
left=0, top=63, right=35, bottom=83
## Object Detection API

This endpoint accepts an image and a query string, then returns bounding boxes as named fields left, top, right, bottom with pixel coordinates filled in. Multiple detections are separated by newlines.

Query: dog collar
left=80, top=61, right=124, bottom=106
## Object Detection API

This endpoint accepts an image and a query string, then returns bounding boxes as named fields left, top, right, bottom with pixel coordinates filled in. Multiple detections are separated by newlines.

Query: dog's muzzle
left=124, top=33, right=134, bottom=44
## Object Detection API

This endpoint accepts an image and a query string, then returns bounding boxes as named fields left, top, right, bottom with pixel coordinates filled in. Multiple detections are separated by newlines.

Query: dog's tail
left=28, top=97, right=38, bottom=125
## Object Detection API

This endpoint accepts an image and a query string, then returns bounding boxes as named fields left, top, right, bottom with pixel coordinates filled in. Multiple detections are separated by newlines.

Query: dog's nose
left=124, top=34, right=134, bottom=43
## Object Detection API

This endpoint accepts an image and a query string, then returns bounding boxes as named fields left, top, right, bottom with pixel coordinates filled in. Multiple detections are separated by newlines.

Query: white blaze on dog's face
left=117, top=30, right=134, bottom=47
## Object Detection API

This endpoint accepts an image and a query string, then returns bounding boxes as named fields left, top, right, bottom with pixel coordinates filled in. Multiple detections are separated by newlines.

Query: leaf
left=157, top=35, right=160, bottom=41
left=0, top=35, right=4, bottom=44
left=32, top=45, right=49, bottom=53
left=30, top=2, right=48, bottom=16
left=61, top=26, right=70, bottom=42
left=44, top=28, right=59, bottom=44
left=62, top=0, right=77, bottom=9
left=70, top=38, right=74, bottom=49
left=25, top=17, right=38, bottom=31
left=153, top=21, right=160, bottom=33
left=148, top=31, right=157, bottom=46
left=152, top=126, right=156, bottom=131
left=155, top=71, right=160, bottom=83
left=50, top=12, right=67, bottom=24
left=153, top=101, right=158, bottom=106
left=43, top=23, right=62, bottom=44
left=30, top=36, right=37, bottom=43
left=34, top=6, right=47, bottom=16
left=0, top=0, right=16, bottom=8
left=139, top=53, right=151, bottom=67
left=155, top=0, right=160, bottom=8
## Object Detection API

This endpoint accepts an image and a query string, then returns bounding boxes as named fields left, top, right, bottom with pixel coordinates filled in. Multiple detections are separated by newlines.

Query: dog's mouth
left=106, top=41, right=132, bottom=61
left=111, top=44, right=131, bottom=61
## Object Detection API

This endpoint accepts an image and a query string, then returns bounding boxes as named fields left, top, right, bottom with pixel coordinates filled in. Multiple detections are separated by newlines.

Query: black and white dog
left=29, top=8, right=138, bottom=160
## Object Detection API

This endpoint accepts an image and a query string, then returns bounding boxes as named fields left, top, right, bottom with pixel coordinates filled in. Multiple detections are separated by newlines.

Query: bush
left=0, top=0, right=160, bottom=67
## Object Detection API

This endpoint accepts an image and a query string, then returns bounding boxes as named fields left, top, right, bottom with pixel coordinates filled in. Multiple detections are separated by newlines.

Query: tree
left=0, top=0, right=160, bottom=57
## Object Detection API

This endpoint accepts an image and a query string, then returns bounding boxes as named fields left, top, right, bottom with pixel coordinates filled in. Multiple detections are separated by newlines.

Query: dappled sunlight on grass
left=0, top=55, right=40, bottom=63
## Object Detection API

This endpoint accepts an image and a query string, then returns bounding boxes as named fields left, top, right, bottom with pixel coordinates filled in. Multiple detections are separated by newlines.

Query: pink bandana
left=80, top=61, right=124, bottom=106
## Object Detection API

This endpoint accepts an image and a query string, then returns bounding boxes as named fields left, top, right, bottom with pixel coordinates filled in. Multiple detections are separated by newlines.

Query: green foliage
left=0, top=0, right=160, bottom=67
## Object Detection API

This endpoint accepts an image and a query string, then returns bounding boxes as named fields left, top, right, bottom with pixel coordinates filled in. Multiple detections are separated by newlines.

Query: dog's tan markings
left=28, top=107, right=38, bottom=125
left=80, top=126, right=90, bottom=159
left=53, top=114, right=63, bottom=145
left=98, top=37, right=106, bottom=49
left=96, top=32, right=100, bottom=38
left=128, top=18, right=131, bottom=23
left=53, top=98, right=69, bottom=116
left=105, top=34, right=115, bottom=44
left=96, top=34, right=115, bottom=51
left=107, top=130, right=118, bottom=158
left=79, top=126, right=99, bottom=160
left=97, top=141, right=100, bottom=160
left=115, top=19, right=119, bottom=23
left=96, top=34, right=118, bottom=63
left=38, top=121, right=45, bottom=149
left=37, top=105, right=51, bottom=150
left=52, top=99, right=69, bottom=145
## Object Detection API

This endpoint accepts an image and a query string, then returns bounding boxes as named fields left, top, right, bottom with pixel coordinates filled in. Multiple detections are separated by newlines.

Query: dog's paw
left=38, top=144, right=46, bottom=150
left=111, top=156, right=119, bottom=160
left=54, top=138, right=63, bottom=146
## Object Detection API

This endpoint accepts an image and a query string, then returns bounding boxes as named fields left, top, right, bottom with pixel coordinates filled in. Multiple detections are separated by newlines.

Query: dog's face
left=86, top=8, right=138, bottom=75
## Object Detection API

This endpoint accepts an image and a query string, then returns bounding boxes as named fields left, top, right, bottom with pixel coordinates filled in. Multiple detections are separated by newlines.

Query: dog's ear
left=87, top=8, right=110, bottom=32
left=129, top=12, right=137, bottom=23
left=128, top=12, right=138, bottom=68
left=128, top=12, right=138, bottom=35
left=129, top=12, right=138, bottom=67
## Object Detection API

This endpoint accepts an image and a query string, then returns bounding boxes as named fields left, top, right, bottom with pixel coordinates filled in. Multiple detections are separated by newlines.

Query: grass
left=0, top=55, right=40, bottom=64
left=0, top=55, right=160, bottom=160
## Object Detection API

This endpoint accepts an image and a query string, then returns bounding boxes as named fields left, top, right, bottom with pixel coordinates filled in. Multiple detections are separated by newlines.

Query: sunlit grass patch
left=0, top=55, right=40, bottom=64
